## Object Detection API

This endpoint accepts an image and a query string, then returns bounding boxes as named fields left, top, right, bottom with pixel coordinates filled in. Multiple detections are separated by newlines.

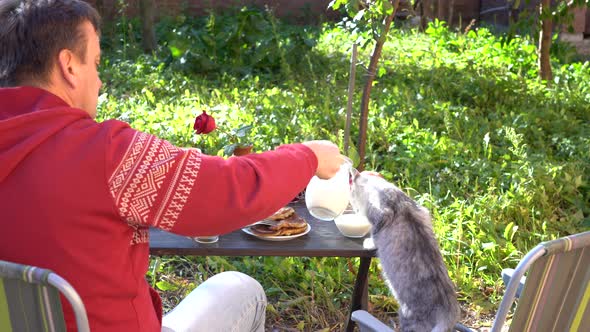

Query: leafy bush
left=154, top=7, right=320, bottom=77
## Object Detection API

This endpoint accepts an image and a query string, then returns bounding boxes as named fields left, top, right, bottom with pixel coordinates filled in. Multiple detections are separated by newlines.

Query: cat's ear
left=350, top=173, right=368, bottom=197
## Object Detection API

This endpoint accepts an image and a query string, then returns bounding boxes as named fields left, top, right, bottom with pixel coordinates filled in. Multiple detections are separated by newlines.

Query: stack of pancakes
left=250, top=207, right=308, bottom=237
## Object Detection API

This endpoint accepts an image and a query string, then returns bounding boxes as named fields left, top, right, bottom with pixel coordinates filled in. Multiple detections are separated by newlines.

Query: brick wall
left=571, top=7, right=588, bottom=34
left=87, top=1, right=588, bottom=34
left=478, top=1, right=587, bottom=34
left=86, top=0, right=339, bottom=24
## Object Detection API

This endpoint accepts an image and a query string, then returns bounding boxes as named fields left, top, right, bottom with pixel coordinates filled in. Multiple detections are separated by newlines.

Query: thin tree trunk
left=448, top=0, right=455, bottom=27
left=94, top=0, right=104, bottom=16
left=140, top=0, right=157, bottom=52
left=438, top=0, right=450, bottom=23
left=357, top=0, right=400, bottom=171
left=538, top=0, right=553, bottom=83
left=344, top=43, right=358, bottom=156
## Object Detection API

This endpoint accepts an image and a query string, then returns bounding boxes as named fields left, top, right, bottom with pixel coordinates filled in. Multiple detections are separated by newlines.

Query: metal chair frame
left=0, top=260, right=90, bottom=332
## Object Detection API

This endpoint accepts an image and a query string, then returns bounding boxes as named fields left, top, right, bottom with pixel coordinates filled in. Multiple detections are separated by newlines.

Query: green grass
left=97, top=8, right=589, bottom=330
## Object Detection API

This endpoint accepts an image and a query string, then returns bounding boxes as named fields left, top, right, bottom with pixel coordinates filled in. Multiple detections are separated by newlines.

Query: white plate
left=242, top=224, right=311, bottom=242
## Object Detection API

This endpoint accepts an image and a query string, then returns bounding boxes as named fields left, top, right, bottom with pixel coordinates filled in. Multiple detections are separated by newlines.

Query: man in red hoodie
left=0, top=0, right=343, bottom=331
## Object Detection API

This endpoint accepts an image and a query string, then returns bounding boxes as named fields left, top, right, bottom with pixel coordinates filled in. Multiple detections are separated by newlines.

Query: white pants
left=161, top=271, right=267, bottom=332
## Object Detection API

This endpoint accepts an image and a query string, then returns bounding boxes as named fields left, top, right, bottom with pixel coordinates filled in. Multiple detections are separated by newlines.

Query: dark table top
left=149, top=202, right=377, bottom=258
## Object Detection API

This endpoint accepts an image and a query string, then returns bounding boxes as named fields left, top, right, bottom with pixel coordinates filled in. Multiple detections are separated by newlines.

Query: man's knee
left=162, top=271, right=267, bottom=332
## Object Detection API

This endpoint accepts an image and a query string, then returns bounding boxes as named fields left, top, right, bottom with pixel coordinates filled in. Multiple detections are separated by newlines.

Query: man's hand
left=302, top=140, right=342, bottom=179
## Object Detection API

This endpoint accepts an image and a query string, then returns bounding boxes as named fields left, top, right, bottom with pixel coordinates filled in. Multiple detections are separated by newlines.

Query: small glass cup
left=194, top=235, right=219, bottom=244
left=305, top=156, right=354, bottom=221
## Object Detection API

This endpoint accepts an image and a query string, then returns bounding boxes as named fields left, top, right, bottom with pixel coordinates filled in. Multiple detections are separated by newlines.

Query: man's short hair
left=0, top=0, right=101, bottom=87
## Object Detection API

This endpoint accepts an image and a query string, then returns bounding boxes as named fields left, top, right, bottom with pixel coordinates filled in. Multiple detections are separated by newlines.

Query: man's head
left=0, top=0, right=102, bottom=117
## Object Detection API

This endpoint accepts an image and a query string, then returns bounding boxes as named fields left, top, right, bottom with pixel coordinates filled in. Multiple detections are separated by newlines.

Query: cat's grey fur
left=350, top=174, right=460, bottom=332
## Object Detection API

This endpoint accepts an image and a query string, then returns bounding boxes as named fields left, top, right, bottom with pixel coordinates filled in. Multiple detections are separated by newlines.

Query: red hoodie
left=0, top=86, right=318, bottom=331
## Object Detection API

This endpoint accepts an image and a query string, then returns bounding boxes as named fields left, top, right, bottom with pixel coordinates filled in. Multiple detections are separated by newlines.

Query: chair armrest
left=351, top=309, right=475, bottom=332
left=351, top=310, right=394, bottom=332
left=502, top=268, right=526, bottom=298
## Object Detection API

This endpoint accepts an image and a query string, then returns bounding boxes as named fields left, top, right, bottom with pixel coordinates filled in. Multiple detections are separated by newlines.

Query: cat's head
left=350, top=172, right=392, bottom=224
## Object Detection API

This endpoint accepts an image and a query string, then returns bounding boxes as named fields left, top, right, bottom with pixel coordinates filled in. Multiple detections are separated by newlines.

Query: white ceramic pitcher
left=305, top=156, right=354, bottom=221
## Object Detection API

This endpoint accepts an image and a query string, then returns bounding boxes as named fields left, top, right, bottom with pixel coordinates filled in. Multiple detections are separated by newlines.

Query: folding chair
left=0, top=260, right=89, bottom=332
left=351, top=230, right=590, bottom=332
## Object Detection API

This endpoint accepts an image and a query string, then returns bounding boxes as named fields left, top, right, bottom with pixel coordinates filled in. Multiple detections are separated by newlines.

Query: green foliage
left=99, top=10, right=589, bottom=328
left=329, top=0, right=396, bottom=48
left=157, top=7, right=319, bottom=78
left=221, top=124, right=254, bottom=156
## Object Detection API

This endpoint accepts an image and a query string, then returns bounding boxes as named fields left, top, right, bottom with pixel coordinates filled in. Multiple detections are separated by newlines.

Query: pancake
left=267, top=207, right=295, bottom=221
left=250, top=208, right=308, bottom=237
left=269, top=214, right=306, bottom=231
left=276, top=225, right=308, bottom=236
left=250, top=224, right=281, bottom=236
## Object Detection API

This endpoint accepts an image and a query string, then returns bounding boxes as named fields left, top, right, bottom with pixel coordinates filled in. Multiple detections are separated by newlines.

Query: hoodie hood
left=0, top=86, right=90, bottom=182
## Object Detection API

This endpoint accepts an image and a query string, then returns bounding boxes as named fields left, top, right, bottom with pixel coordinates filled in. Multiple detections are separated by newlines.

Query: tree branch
left=357, top=0, right=400, bottom=171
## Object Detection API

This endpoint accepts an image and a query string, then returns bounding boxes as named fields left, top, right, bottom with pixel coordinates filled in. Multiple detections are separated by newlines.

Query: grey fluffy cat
left=350, top=173, right=460, bottom=332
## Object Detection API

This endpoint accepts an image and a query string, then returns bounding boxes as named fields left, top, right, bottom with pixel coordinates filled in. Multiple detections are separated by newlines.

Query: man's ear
left=56, top=48, right=78, bottom=88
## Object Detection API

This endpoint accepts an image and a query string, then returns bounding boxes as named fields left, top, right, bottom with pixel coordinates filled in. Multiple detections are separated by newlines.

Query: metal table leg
left=345, top=256, right=372, bottom=332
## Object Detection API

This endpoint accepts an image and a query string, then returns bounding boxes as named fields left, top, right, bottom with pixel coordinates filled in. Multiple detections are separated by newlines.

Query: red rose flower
left=193, top=111, right=216, bottom=134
